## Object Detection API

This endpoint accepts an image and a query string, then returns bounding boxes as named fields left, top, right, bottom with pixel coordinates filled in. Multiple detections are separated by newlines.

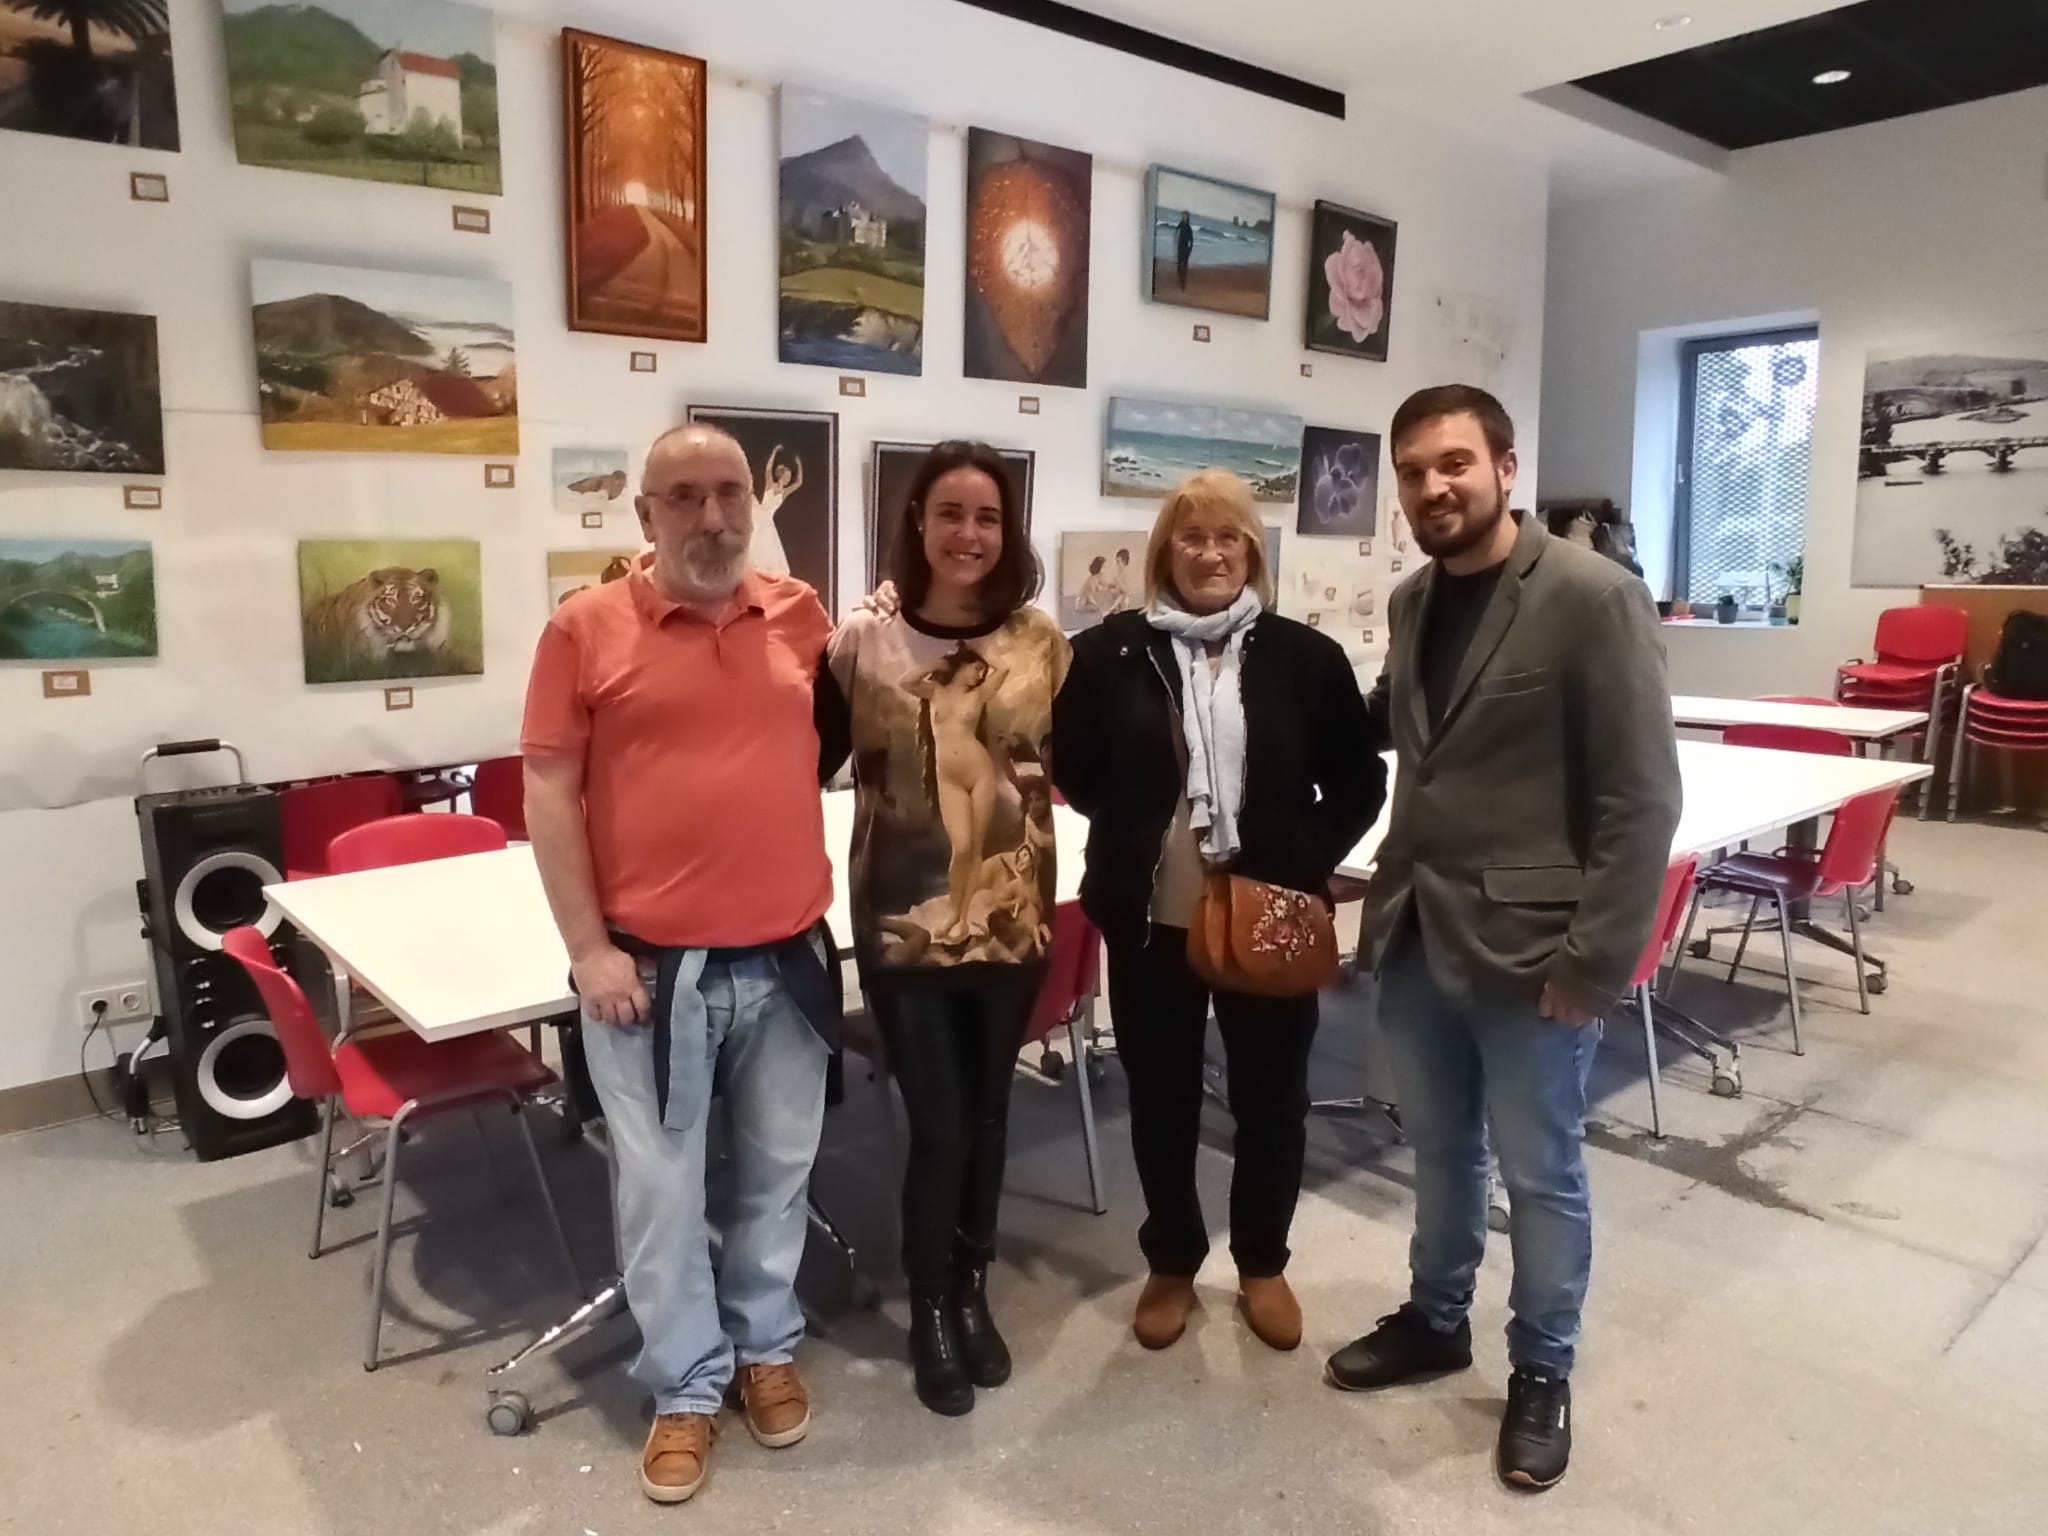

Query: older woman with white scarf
left=1053, top=468, right=1382, bottom=1354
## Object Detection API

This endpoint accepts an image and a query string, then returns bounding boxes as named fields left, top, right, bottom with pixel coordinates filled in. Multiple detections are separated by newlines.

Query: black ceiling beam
left=950, top=0, right=1345, bottom=118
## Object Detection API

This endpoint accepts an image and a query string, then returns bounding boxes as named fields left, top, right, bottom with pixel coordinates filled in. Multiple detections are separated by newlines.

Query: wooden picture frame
left=562, top=29, right=707, bottom=343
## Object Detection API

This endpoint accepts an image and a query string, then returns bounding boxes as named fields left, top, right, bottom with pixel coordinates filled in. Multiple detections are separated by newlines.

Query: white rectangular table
left=1670, top=695, right=1928, bottom=742
left=267, top=790, right=1091, bottom=1044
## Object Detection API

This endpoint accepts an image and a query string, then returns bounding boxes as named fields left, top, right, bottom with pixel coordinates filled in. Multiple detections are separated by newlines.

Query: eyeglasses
left=1173, top=529, right=1247, bottom=556
left=648, top=483, right=751, bottom=513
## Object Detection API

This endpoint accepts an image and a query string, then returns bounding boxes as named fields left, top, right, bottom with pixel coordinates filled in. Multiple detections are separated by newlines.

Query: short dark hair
left=891, top=440, right=1042, bottom=616
left=1389, top=384, right=1516, bottom=462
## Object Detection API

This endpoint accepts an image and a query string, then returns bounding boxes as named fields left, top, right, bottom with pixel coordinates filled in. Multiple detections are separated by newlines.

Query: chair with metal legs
left=222, top=927, right=579, bottom=1372
left=1668, top=785, right=1904, bottom=1054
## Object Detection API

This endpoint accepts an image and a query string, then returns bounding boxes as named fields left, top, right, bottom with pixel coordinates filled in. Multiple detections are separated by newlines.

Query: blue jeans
left=1378, top=935, right=1600, bottom=1378
left=581, top=952, right=828, bottom=1416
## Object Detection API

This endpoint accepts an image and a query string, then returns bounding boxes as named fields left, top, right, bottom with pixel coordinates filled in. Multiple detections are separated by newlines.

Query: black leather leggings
left=868, top=966, right=1043, bottom=1290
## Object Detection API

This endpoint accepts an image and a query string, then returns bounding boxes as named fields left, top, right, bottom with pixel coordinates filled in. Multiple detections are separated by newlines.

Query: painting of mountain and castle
left=778, top=89, right=928, bottom=376
left=251, top=258, right=518, bottom=455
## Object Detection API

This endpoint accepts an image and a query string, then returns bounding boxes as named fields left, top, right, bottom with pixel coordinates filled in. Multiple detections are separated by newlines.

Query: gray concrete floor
left=3, top=816, right=2045, bottom=1535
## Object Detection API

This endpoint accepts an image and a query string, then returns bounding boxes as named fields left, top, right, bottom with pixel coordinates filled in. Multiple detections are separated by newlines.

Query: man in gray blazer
left=1324, top=386, right=1681, bottom=1492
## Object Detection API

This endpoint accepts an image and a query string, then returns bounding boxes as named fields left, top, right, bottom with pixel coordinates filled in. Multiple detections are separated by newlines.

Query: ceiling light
left=1653, top=14, right=1692, bottom=29
left=1812, top=68, right=1852, bottom=84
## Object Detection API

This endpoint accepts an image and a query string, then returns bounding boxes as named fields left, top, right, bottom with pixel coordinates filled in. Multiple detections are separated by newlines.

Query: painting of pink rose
left=1305, top=200, right=1398, bottom=361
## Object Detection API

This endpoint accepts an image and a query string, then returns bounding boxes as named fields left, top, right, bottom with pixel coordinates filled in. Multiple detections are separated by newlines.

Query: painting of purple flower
left=1296, top=424, right=1381, bottom=538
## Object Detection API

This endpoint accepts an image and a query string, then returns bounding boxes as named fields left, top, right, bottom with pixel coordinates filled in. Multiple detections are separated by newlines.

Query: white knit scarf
left=1146, top=587, right=1261, bottom=862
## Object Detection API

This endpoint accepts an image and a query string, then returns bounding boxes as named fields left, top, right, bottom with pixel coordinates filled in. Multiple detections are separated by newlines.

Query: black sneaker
left=1324, top=1303, right=1474, bottom=1391
left=1497, top=1370, right=1571, bottom=1490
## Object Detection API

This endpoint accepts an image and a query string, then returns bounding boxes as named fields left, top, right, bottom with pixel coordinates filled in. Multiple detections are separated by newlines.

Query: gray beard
left=679, top=536, right=747, bottom=594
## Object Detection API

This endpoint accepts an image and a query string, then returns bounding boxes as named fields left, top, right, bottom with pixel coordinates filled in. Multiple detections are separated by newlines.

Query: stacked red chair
left=1835, top=606, right=1967, bottom=818
left=1946, top=683, right=2048, bottom=821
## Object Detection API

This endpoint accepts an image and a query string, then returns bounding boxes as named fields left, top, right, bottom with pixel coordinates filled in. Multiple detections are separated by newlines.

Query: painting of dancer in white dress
left=684, top=404, right=838, bottom=612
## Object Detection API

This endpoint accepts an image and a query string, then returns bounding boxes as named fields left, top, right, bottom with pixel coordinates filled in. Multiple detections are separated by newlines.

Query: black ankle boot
left=950, top=1246, right=1011, bottom=1389
left=908, top=1287, right=974, bottom=1416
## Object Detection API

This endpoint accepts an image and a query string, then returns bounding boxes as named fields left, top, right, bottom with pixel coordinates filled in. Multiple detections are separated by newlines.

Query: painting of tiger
left=297, top=541, right=483, bottom=684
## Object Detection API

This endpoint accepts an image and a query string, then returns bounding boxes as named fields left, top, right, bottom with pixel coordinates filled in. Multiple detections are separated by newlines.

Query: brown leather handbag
left=1187, top=871, right=1339, bottom=998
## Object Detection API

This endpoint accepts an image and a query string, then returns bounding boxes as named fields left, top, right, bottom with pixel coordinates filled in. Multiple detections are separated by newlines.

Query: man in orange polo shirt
left=522, top=424, right=850, bottom=1506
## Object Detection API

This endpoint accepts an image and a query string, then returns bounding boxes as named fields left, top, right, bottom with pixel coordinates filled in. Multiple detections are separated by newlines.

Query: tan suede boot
left=1237, top=1273, right=1303, bottom=1351
left=641, top=1412, right=715, bottom=1503
left=1133, top=1273, right=1198, bottom=1350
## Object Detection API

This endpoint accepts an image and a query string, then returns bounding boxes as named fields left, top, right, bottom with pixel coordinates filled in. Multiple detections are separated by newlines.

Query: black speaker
left=136, top=762, right=316, bottom=1161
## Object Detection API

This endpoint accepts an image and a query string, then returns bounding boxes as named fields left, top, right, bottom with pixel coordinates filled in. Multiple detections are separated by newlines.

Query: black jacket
left=1051, top=610, right=1384, bottom=942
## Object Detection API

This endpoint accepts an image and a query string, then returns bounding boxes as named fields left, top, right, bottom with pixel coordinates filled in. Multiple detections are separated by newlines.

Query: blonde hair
left=1143, top=468, right=1275, bottom=609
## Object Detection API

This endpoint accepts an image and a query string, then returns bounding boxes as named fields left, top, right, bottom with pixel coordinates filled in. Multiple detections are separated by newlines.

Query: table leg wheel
left=1037, top=1049, right=1067, bottom=1082
left=486, top=1391, right=532, bottom=1437
left=328, top=1183, right=354, bottom=1209
left=1867, top=973, right=1887, bottom=996
left=1711, top=1064, right=1742, bottom=1098
left=1689, top=939, right=1713, bottom=960
left=1891, top=877, right=1914, bottom=896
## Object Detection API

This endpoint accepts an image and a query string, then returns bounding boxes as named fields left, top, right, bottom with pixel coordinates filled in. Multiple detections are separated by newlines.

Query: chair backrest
left=1631, top=856, right=1699, bottom=988
left=1816, top=786, right=1902, bottom=895
left=1873, top=604, right=1967, bottom=666
left=279, top=773, right=405, bottom=879
left=327, top=812, right=508, bottom=874
left=1023, top=902, right=1102, bottom=1046
left=470, top=756, right=527, bottom=841
left=222, top=927, right=341, bottom=1100
left=1724, top=723, right=1855, bottom=757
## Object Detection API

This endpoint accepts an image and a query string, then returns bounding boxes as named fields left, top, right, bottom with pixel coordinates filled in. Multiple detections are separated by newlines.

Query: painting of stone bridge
left=0, top=538, right=156, bottom=659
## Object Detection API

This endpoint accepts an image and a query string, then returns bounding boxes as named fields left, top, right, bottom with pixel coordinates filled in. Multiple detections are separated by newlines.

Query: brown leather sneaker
left=1237, top=1273, right=1303, bottom=1351
left=641, top=1412, right=715, bottom=1504
left=735, top=1361, right=812, bottom=1448
left=1133, top=1273, right=1199, bottom=1350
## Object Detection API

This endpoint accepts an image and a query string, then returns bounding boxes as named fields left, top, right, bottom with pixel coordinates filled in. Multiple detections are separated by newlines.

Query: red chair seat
left=1837, top=662, right=1940, bottom=687
left=1699, top=851, right=1824, bottom=903
left=334, top=1028, right=557, bottom=1121
left=1973, top=690, right=2048, bottom=716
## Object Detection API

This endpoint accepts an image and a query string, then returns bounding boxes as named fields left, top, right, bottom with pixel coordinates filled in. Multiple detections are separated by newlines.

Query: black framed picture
left=867, top=440, right=1036, bottom=592
left=1305, top=200, right=1397, bottom=362
left=684, top=405, right=839, bottom=614
left=1296, top=424, right=1382, bottom=538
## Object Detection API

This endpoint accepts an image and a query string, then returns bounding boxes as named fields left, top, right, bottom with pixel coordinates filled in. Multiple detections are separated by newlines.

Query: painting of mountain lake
left=222, top=0, right=500, bottom=193
left=1146, top=166, right=1274, bottom=320
left=779, top=89, right=927, bottom=375
left=0, top=538, right=156, bottom=660
left=0, top=0, right=179, bottom=149
left=1102, top=397, right=1302, bottom=504
left=252, top=259, right=518, bottom=455
left=1854, top=332, right=2048, bottom=588
left=0, top=302, right=163, bottom=475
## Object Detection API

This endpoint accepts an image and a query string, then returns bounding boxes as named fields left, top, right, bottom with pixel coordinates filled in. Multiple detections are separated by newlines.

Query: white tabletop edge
left=1669, top=694, right=1930, bottom=737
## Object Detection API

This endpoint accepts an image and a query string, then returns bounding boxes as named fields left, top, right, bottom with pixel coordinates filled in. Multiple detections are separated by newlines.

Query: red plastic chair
left=1836, top=608, right=1966, bottom=803
left=1946, top=683, right=2048, bottom=820
left=279, top=774, right=405, bottom=880
left=220, top=927, right=576, bottom=1371
left=470, top=756, right=527, bottom=841
left=1723, top=723, right=1854, bottom=757
left=1628, top=857, right=1704, bottom=1139
left=1671, top=784, right=1903, bottom=1053
left=328, top=812, right=507, bottom=875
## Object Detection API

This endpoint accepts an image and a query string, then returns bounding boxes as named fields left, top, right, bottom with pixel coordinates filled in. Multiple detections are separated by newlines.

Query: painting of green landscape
left=297, top=538, right=482, bottom=684
left=222, top=0, right=500, bottom=193
left=0, top=539, right=156, bottom=660
left=778, top=88, right=926, bottom=376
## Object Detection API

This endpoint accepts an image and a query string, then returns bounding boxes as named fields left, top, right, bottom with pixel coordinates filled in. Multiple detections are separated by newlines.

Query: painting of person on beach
left=1144, top=165, right=1275, bottom=321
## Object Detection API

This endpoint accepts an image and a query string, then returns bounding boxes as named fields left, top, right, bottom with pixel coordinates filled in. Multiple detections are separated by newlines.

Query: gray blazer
left=1364, top=513, right=1682, bottom=1011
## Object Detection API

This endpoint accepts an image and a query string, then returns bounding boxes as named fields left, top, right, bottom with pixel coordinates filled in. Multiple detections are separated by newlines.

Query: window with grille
left=1673, top=327, right=1818, bottom=611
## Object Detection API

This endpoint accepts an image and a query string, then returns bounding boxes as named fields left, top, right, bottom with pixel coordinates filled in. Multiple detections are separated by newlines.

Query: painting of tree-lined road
left=563, top=29, right=705, bottom=342
left=0, top=0, right=179, bottom=150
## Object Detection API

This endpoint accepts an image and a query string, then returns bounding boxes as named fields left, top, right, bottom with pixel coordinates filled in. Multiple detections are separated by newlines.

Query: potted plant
left=1774, top=556, right=1804, bottom=624
left=1714, top=593, right=1739, bottom=625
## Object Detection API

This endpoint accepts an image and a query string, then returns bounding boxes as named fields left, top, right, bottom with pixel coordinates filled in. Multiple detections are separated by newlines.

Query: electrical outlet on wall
left=78, top=981, right=152, bottom=1030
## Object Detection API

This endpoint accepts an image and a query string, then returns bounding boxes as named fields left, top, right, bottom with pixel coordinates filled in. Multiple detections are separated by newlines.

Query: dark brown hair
left=890, top=440, right=1042, bottom=616
left=1389, top=384, right=1516, bottom=462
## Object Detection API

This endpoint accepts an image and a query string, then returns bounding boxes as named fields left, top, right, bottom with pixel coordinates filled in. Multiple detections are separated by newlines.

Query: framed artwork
left=563, top=29, right=706, bottom=341
left=1297, top=425, right=1382, bottom=537
left=963, top=127, right=1091, bottom=388
left=252, top=258, right=518, bottom=455
left=1145, top=166, right=1275, bottom=320
left=0, top=539, right=157, bottom=659
left=546, top=548, right=640, bottom=611
left=1305, top=200, right=1397, bottom=362
left=1854, top=330, right=2048, bottom=587
left=222, top=0, right=499, bottom=193
left=1102, top=396, right=1301, bottom=504
left=552, top=446, right=631, bottom=515
left=0, top=0, right=178, bottom=149
left=778, top=88, right=927, bottom=375
left=1057, top=530, right=1144, bottom=632
left=0, top=302, right=164, bottom=474
left=297, top=538, right=483, bottom=684
left=684, top=406, right=838, bottom=614
left=868, top=441, right=1036, bottom=591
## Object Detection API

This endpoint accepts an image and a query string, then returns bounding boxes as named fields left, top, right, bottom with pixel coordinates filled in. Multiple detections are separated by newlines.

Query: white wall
left=0, top=0, right=1550, bottom=1095
left=1539, top=84, right=2048, bottom=698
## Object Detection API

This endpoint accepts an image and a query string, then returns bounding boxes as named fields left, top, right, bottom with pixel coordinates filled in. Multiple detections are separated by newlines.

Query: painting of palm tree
left=0, top=0, right=179, bottom=149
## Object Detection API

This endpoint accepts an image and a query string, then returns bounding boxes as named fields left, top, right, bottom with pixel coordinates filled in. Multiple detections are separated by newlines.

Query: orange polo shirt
left=520, top=557, right=834, bottom=949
